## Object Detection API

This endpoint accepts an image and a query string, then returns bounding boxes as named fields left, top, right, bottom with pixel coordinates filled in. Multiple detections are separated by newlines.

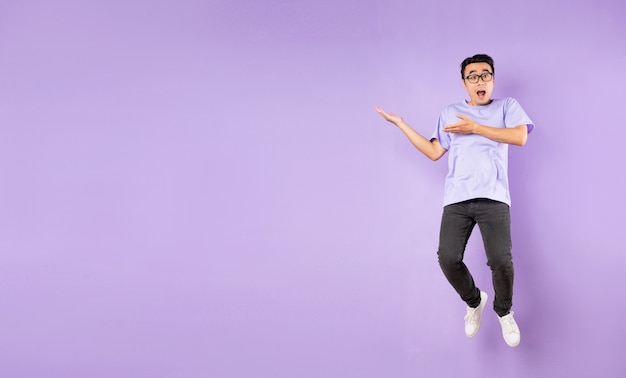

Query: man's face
left=462, top=62, right=494, bottom=106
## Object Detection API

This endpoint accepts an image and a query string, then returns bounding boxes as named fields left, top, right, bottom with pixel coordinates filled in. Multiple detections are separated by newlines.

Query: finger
left=456, top=113, right=468, bottom=121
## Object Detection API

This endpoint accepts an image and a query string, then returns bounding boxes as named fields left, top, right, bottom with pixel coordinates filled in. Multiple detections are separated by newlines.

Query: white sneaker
left=464, top=291, right=488, bottom=337
left=498, top=312, right=521, bottom=347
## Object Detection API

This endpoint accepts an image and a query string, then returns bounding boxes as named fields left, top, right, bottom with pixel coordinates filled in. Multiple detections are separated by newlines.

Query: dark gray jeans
left=437, top=198, right=513, bottom=317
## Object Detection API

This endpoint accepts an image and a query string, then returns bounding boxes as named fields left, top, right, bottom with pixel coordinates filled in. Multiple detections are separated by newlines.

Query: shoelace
left=501, top=315, right=519, bottom=334
left=465, top=307, right=479, bottom=324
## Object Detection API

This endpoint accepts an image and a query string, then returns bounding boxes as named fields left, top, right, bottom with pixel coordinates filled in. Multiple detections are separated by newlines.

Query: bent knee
left=437, top=249, right=463, bottom=266
left=487, top=256, right=513, bottom=271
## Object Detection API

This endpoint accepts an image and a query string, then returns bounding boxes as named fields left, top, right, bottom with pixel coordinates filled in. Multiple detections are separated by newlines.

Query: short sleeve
left=431, top=113, right=451, bottom=150
left=504, top=97, right=535, bottom=133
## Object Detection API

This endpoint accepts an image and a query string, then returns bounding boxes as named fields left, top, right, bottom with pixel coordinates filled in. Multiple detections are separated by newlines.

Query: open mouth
left=477, top=90, right=486, bottom=97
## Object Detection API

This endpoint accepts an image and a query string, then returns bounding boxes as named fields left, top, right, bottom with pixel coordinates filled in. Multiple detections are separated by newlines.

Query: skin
left=375, top=62, right=528, bottom=161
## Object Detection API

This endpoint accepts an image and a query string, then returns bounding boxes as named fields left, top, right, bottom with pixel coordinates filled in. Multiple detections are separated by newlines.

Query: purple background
left=1, top=0, right=625, bottom=377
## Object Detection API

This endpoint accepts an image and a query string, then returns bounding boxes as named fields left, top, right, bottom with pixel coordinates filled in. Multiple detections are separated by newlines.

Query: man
left=375, top=54, right=534, bottom=347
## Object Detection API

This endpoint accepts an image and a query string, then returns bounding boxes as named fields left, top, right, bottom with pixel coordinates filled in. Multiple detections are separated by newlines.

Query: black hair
left=460, top=54, right=494, bottom=79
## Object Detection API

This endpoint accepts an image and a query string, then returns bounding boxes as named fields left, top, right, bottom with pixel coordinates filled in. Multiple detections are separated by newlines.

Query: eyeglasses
left=464, top=72, right=493, bottom=84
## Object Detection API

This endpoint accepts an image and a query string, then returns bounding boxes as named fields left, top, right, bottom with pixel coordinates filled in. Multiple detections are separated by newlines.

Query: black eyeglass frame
left=464, top=72, right=494, bottom=84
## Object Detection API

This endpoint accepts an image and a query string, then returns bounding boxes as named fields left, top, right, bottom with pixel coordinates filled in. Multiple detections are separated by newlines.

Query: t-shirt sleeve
left=505, top=97, right=535, bottom=133
left=431, top=112, right=451, bottom=150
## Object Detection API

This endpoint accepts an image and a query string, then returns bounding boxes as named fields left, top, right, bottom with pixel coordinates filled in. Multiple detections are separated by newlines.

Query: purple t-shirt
left=431, top=97, right=534, bottom=206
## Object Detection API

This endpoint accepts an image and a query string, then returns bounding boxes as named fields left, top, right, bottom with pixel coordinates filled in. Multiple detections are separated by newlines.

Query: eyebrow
left=467, top=69, right=491, bottom=74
